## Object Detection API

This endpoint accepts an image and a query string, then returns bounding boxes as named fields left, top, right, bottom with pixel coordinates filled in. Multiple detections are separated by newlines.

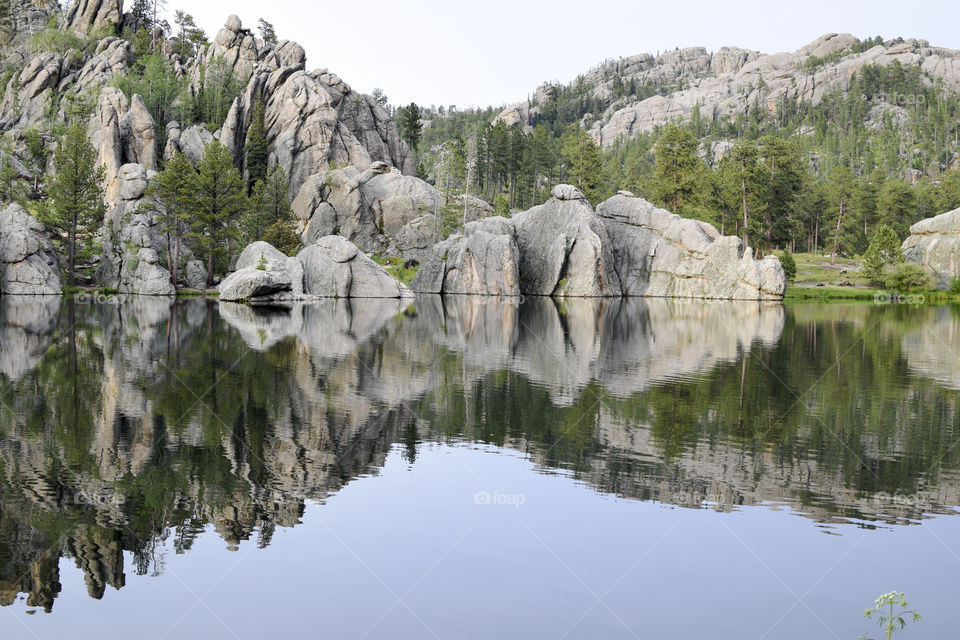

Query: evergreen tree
left=439, top=134, right=468, bottom=237
left=44, top=124, right=106, bottom=286
left=651, top=125, right=705, bottom=217
left=257, top=19, right=278, bottom=45
left=243, top=164, right=298, bottom=254
left=244, top=100, right=269, bottom=192
left=143, top=152, right=196, bottom=286
left=718, top=141, right=768, bottom=249
left=560, top=125, right=603, bottom=203
left=862, top=224, right=904, bottom=286
left=191, top=141, right=247, bottom=285
left=826, top=165, right=857, bottom=264
left=878, top=178, right=916, bottom=238
left=398, top=103, right=423, bottom=154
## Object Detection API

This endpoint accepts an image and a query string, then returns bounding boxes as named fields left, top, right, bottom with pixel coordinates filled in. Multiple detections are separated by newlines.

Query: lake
left=1, top=295, right=959, bottom=639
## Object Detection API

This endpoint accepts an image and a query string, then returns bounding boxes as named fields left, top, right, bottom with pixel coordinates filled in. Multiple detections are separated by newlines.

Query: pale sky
left=172, top=0, right=960, bottom=109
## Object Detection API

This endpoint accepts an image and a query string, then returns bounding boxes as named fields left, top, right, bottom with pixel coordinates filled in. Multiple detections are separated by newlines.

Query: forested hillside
left=410, top=34, right=960, bottom=257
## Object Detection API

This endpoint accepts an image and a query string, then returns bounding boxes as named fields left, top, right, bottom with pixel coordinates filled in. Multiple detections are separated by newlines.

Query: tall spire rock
left=65, top=0, right=123, bottom=36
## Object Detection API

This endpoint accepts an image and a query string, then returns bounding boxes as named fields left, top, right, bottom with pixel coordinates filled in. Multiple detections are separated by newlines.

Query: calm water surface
left=1, top=296, right=960, bottom=639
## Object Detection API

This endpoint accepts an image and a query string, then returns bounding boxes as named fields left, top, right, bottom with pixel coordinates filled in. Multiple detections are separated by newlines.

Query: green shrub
left=778, top=249, right=797, bottom=281
left=883, top=262, right=934, bottom=293
left=950, top=277, right=960, bottom=294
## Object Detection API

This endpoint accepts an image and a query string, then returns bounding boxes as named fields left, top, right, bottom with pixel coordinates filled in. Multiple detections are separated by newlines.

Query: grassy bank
left=784, top=253, right=960, bottom=303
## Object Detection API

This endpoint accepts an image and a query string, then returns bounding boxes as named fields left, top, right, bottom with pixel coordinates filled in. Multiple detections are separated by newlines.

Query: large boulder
left=512, top=185, right=621, bottom=296
left=0, top=204, right=62, bottom=295
left=902, top=207, right=960, bottom=289
left=187, top=16, right=411, bottom=197
left=597, top=194, right=786, bottom=300
left=411, top=218, right=520, bottom=296
left=412, top=186, right=786, bottom=300
left=298, top=236, right=413, bottom=298
left=0, top=52, right=62, bottom=132
left=218, top=238, right=413, bottom=302
left=73, top=38, right=133, bottom=93
left=293, top=162, right=440, bottom=255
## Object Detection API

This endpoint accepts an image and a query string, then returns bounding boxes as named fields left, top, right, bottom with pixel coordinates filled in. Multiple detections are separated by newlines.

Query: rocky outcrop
left=412, top=186, right=785, bottom=300
left=597, top=194, right=786, bottom=299
left=0, top=52, right=63, bottom=132
left=73, top=38, right=132, bottom=93
left=96, top=164, right=175, bottom=296
left=163, top=122, right=213, bottom=166
left=88, top=87, right=158, bottom=204
left=264, top=68, right=414, bottom=196
left=411, top=217, right=520, bottom=295
left=6, top=0, right=59, bottom=42
left=494, top=34, right=960, bottom=148
left=293, top=161, right=441, bottom=255
left=513, top=185, right=620, bottom=296
left=185, top=16, right=411, bottom=197
left=65, top=0, right=122, bottom=36
left=902, top=206, right=960, bottom=289
left=218, top=237, right=414, bottom=302
left=0, top=204, right=62, bottom=295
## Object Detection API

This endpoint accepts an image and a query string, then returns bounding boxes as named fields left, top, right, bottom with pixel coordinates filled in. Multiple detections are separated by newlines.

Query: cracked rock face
left=903, top=207, right=960, bottom=289
left=493, top=33, right=960, bottom=148
left=412, top=186, right=786, bottom=300
left=96, top=164, right=175, bottom=296
left=65, top=0, right=122, bottom=36
left=218, top=237, right=413, bottom=301
left=0, top=204, right=62, bottom=295
left=293, top=162, right=440, bottom=256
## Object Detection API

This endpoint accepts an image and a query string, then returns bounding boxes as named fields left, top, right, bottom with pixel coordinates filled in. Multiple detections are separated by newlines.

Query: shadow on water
left=0, top=294, right=959, bottom=610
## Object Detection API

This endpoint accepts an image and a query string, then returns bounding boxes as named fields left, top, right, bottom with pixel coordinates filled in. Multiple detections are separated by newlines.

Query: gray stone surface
left=96, top=164, right=175, bottom=296
left=413, top=187, right=786, bottom=300
left=293, top=162, right=441, bottom=256
left=902, top=206, right=960, bottom=289
left=512, top=187, right=621, bottom=296
left=0, top=204, right=62, bottom=295
left=492, top=34, right=960, bottom=148
left=219, top=237, right=413, bottom=302
left=65, top=0, right=122, bottom=35
left=597, top=194, right=786, bottom=300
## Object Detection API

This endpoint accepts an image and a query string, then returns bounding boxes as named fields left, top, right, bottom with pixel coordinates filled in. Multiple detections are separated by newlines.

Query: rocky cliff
left=902, top=206, right=960, bottom=289
left=0, top=11, right=416, bottom=293
left=411, top=185, right=786, bottom=300
left=496, top=34, right=960, bottom=149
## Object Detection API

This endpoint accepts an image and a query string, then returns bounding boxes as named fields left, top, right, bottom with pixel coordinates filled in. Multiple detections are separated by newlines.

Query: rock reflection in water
left=0, top=295, right=959, bottom=611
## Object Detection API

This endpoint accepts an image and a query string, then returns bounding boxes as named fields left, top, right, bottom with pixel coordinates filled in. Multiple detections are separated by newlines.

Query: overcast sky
left=173, top=0, right=960, bottom=109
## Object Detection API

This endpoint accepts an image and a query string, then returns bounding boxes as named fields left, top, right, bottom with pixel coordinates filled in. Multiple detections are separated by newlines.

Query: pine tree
left=44, top=124, right=106, bottom=286
left=826, top=165, right=856, bottom=264
left=560, top=125, right=602, bottom=203
left=143, top=152, right=196, bottom=286
left=257, top=19, right=278, bottom=45
left=878, top=178, right=916, bottom=238
left=398, top=103, right=423, bottom=154
left=243, top=164, right=298, bottom=254
left=718, top=141, right=768, bottom=249
left=651, top=125, right=704, bottom=217
left=862, top=224, right=903, bottom=286
left=192, top=141, right=247, bottom=285
left=244, top=100, right=269, bottom=192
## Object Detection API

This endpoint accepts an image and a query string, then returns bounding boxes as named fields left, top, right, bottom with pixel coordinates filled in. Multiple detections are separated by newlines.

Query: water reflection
left=0, top=295, right=959, bottom=612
